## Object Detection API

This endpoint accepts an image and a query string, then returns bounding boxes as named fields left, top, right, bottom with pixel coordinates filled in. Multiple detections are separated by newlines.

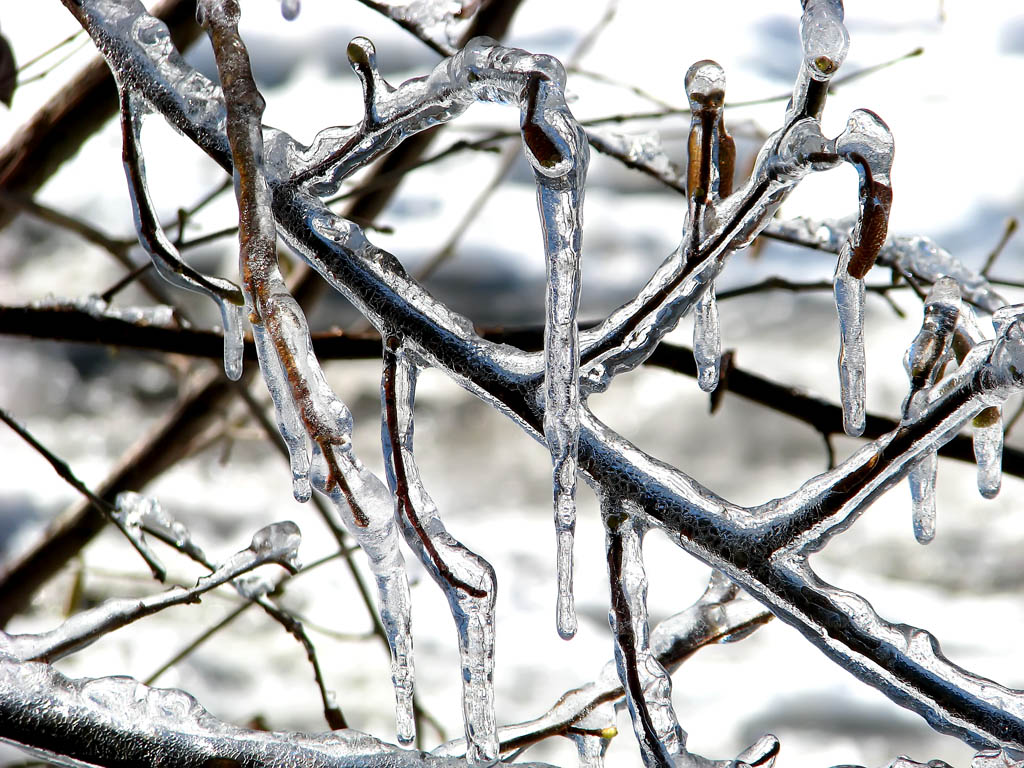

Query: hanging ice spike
left=684, top=60, right=732, bottom=393
left=903, top=277, right=960, bottom=544
left=832, top=109, right=894, bottom=437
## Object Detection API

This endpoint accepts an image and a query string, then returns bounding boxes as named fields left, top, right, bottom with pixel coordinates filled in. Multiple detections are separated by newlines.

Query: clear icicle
left=957, top=305, right=1005, bottom=499
left=383, top=348, right=497, bottom=761
left=974, top=408, right=1003, bottom=499
left=833, top=244, right=866, bottom=437
left=603, top=497, right=686, bottom=768
left=119, top=93, right=246, bottom=381
left=252, top=323, right=312, bottom=503
left=693, top=284, right=721, bottom=392
left=830, top=110, right=894, bottom=437
left=902, top=277, right=961, bottom=544
left=311, top=443, right=416, bottom=747
left=521, top=62, right=589, bottom=642
left=908, top=451, right=938, bottom=544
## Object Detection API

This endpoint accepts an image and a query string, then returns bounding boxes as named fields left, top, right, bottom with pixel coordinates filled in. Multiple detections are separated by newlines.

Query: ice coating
left=119, top=92, right=245, bottom=381
left=114, top=491, right=208, bottom=568
left=902, top=278, right=960, bottom=544
left=0, top=521, right=301, bottom=663
left=32, top=293, right=175, bottom=327
left=383, top=345, right=497, bottom=761
left=603, top=498, right=686, bottom=768
left=800, top=0, right=848, bottom=81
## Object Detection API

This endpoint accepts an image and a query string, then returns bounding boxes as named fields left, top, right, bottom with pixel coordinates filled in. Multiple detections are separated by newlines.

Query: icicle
left=252, top=323, right=312, bottom=502
left=119, top=91, right=246, bottom=381
left=280, top=0, right=300, bottom=20
left=382, top=344, right=497, bottom=760
left=603, top=496, right=686, bottom=768
left=520, top=64, right=589, bottom=641
left=310, top=443, right=416, bottom=748
left=833, top=247, right=866, bottom=437
left=684, top=60, right=728, bottom=394
left=829, top=109, right=895, bottom=437
left=974, top=407, right=1003, bottom=499
left=693, top=286, right=721, bottom=392
left=902, top=277, right=960, bottom=544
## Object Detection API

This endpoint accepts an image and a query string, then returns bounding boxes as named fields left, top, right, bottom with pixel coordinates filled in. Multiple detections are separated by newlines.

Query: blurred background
left=1, top=1, right=1024, bottom=766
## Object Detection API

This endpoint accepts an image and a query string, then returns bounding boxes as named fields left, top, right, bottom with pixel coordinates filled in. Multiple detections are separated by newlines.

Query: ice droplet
left=693, top=284, right=721, bottom=392
left=280, top=0, right=300, bottom=20
left=833, top=243, right=866, bottom=437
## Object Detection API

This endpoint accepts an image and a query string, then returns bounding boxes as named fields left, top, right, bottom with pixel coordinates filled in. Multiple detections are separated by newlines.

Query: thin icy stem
left=0, top=521, right=300, bottom=662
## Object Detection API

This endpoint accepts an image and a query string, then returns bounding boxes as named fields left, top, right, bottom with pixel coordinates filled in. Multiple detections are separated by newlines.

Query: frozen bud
left=801, top=0, right=849, bottom=80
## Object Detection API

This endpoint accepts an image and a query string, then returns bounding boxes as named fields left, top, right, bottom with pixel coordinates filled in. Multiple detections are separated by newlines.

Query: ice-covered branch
left=0, top=655, right=554, bottom=768
left=0, top=521, right=299, bottom=663
left=56, top=0, right=1024, bottom=762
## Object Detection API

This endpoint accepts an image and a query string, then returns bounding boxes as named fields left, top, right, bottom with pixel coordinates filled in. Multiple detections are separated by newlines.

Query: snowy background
left=2, top=1, right=1024, bottom=766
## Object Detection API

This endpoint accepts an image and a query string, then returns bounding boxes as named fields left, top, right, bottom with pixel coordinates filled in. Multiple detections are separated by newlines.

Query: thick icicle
left=118, top=92, right=246, bottom=381
left=902, top=277, right=960, bottom=544
left=252, top=323, right=312, bottom=503
left=521, top=66, right=589, bottom=642
left=382, top=341, right=497, bottom=761
left=602, top=496, right=686, bottom=768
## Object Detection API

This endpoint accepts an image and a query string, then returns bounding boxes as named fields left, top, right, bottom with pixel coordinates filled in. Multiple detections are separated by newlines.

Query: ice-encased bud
left=249, top=521, right=301, bottom=572
left=904, top=277, right=960, bottom=394
left=800, top=0, right=849, bottom=80
left=684, top=59, right=725, bottom=111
